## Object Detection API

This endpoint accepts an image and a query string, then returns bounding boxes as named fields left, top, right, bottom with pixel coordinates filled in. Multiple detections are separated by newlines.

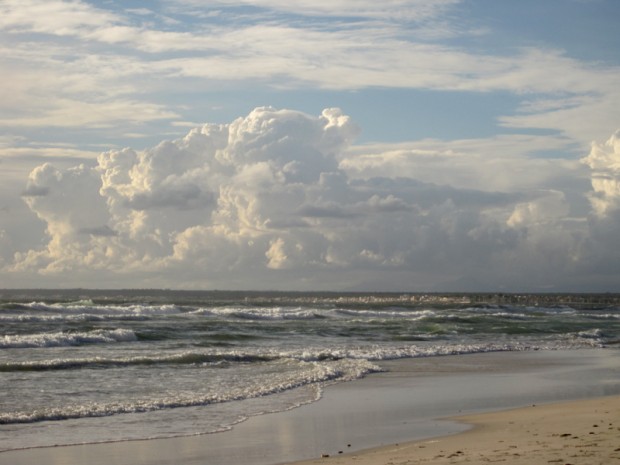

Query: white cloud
left=0, top=98, right=178, bottom=129
left=6, top=108, right=617, bottom=291
left=1, top=0, right=617, bottom=148
left=507, top=190, right=570, bottom=228
left=14, top=162, right=113, bottom=274
left=341, top=134, right=584, bottom=194
left=265, top=237, right=289, bottom=269
left=500, top=85, right=620, bottom=149
left=8, top=108, right=357, bottom=277
left=0, top=39, right=176, bottom=130
left=0, top=147, right=100, bottom=160
left=0, top=0, right=121, bottom=36
left=581, top=130, right=620, bottom=216
left=172, top=0, right=461, bottom=22
left=1, top=1, right=619, bottom=290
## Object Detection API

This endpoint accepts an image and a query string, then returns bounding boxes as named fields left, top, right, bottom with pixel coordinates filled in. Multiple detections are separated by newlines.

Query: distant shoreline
left=2, top=288, right=620, bottom=308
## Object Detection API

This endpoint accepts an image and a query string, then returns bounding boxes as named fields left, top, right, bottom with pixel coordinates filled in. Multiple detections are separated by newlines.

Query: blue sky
left=0, top=0, right=619, bottom=291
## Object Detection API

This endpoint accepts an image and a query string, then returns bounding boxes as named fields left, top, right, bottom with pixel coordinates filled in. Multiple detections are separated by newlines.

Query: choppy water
left=1, top=290, right=619, bottom=451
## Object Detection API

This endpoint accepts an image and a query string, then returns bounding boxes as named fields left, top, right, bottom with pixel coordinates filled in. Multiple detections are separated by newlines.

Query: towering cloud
left=8, top=108, right=620, bottom=290
left=582, top=130, right=620, bottom=217
left=13, top=108, right=359, bottom=282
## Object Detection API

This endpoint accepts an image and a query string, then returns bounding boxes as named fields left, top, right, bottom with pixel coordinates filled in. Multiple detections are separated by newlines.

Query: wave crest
left=0, top=329, right=137, bottom=349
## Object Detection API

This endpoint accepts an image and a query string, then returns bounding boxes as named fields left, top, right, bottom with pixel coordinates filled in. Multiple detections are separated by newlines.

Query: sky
left=0, top=0, right=619, bottom=292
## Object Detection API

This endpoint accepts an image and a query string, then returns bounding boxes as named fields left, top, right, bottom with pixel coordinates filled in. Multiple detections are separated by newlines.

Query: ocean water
left=1, top=289, right=619, bottom=452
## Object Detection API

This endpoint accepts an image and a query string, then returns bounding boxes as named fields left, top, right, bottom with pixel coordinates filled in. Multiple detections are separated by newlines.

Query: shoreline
left=1, top=349, right=619, bottom=465
left=291, top=394, right=620, bottom=465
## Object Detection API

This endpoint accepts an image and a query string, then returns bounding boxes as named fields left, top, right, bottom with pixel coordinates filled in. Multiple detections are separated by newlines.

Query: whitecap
left=0, top=328, right=137, bottom=349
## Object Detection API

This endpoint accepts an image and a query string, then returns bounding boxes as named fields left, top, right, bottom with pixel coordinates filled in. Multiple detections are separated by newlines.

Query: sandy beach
left=293, top=394, right=620, bottom=465
left=1, top=349, right=619, bottom=465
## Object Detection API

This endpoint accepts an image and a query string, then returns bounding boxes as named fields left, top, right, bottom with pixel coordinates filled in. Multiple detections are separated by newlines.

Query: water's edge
left=1, top=349, right=619, bottom=465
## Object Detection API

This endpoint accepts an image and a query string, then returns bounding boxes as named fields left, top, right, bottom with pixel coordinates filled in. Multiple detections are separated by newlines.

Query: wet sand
left=293, top=394, right=620, bottom=465
left=1, top=349, right=619, bottom=465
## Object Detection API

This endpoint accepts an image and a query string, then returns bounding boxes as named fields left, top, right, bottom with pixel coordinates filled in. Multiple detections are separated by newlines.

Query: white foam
left=0, top=328, right=137, bottom=348
left=19, top=301, right=182, bottom=316
left=202, top=306, right=331, bottom=320
left=335, top=308, right=437, bottom=320
left=0, top=358, right=380, bottom=425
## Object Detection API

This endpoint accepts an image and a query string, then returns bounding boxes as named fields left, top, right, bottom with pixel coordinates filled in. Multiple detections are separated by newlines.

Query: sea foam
left=0, top=328, right=137, bottom=349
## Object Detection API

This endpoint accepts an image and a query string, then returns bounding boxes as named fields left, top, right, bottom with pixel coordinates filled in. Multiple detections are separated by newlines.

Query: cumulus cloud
left=507, top=190, right=569, bottom=228
left=567, top=130, right=620, bottom=286
left=12, top=162, right=112, bottom=273
left=0, top=229, right=9, bottom=265
left=581, top=130, right=620, bottom=216
left=10, top=108, right=357, bottom=277
left=6, top=109, right=620, bottom=291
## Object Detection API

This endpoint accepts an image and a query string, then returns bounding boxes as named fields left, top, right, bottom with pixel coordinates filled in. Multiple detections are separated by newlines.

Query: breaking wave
left=0, top=329, right=137, bottom=349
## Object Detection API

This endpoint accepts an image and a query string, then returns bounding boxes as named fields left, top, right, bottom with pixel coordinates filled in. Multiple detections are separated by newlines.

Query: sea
left=1, top=289, right=619, bottom=452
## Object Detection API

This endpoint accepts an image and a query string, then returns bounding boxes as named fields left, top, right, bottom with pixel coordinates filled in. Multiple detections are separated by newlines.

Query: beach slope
left=294, top=395, right=620, bottom=465
left=1, top=350, right=618, bottom=465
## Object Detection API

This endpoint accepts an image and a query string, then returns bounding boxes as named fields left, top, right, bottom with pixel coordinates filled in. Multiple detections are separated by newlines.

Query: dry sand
left=292, top=394, right=620, bottom=465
